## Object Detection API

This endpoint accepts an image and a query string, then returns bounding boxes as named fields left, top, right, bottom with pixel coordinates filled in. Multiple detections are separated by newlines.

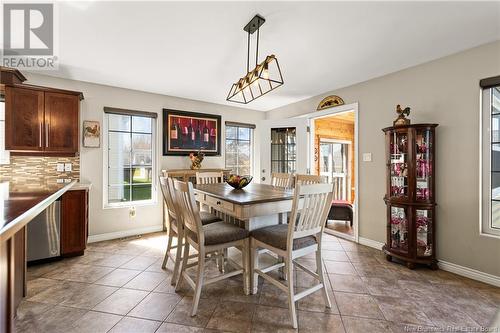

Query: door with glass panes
left=259, top=118, right=309, bottom=184
left=319, top=140, right=349, bottom=201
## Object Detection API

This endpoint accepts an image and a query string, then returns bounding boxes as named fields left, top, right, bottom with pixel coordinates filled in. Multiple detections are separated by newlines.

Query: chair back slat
left=173, top=180, right=204, bottom=243
left=196, top=171, right=224, bottom=184
left=288, top=183, right=333, bottom=242
left=295, top=174, right=327, bottom=185
left=159, top=176, right=178, bottom=221
left=271, top=173, right=293, bottom=188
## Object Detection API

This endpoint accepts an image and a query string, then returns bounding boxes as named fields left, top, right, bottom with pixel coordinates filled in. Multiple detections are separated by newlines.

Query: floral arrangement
left=189, top=150, right=205, bottom=170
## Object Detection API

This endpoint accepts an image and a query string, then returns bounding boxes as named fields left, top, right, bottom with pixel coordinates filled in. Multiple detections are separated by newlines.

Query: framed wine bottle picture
left=162, top=109, right=221, bottom=156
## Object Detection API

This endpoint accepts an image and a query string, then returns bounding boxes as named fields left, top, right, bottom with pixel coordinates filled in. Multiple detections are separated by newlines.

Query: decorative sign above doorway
left=317, top=95, right=345, bottom=111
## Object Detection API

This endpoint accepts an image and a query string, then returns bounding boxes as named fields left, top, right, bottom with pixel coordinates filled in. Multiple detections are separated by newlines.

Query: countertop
left=69, top=182, right=92, bottom=191
left=0, top=180, right=76, bottom=242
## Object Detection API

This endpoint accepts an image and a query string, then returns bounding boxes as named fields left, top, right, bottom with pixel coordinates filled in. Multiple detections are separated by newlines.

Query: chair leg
left=316, top=248, right=332, bottom=308
left=250, top=238, right=259, bottom=294
left=170, top=235, right=183, bottom=285
left=242, top=239, right=250, bottom=295
left=191, top=250, right=205, bottom=316
left=286, top=257, right=298, bottom=329
left=162, top=228, right=174, bottom=269
left=175, top=241, right=190, bottom=292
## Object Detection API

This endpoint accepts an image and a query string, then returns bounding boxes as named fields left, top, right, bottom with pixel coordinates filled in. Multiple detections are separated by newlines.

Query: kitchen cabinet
left=5, top=86, right=44, bottom=151
left=61, top=189, right=88, bottom=256
left=4, top=85, right=83, bottom=156
left=44, top=92, right=80, bottom=153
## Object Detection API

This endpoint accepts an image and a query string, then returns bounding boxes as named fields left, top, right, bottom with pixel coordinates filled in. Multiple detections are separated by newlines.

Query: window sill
left=103, top=200, right=158, bottom=210
left=479, top=231, right=500, bottom=240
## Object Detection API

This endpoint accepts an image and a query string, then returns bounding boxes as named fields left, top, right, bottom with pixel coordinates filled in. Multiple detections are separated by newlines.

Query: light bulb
left=262, top=63, right=269, bottom=80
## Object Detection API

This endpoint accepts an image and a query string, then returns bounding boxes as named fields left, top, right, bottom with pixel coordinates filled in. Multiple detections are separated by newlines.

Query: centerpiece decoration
left=226, top=174, right=253, bottom=190
left=189, top=150, right=204, bottom=170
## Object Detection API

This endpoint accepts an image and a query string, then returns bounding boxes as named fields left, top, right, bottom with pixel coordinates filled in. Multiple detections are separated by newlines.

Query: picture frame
left=162, top=109, right=221, bottom=156
left=82, top=120, right=100, bottom=148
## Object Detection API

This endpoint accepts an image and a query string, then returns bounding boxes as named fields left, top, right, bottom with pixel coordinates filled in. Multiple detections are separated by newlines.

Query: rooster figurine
left=394, top=104, right=411, bottom=126
left=189, top=150, right=204, bottom=170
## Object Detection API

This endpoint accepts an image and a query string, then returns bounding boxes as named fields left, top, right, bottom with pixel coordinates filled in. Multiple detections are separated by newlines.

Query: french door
left=259, top=118, right=309, bottom=184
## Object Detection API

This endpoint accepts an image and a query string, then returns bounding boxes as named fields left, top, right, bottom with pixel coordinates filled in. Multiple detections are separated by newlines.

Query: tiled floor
left=326, top=220, right=354, bottom=236
left=17, top=232, right=499, bottom=333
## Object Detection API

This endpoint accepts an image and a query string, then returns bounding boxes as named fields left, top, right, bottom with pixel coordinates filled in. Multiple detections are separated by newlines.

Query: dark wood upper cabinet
left=4, top=84, right=83, bottom=156
left=5, top=86, right=44, bottom=151
left=61, top=189, right=88, bottom=256
left=44, top=92, right=79, bottom=153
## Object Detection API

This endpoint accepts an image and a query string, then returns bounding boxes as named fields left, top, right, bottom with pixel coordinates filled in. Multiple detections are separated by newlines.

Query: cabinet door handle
left=216, top=201, right=221, bottom=205
left=39, top=123, right=42, bottom=148
left=45, top=123, right=49, bottom=147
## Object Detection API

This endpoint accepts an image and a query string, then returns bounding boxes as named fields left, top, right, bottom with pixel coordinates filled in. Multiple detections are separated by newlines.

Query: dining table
left=193, top=182, right=295, bottom=294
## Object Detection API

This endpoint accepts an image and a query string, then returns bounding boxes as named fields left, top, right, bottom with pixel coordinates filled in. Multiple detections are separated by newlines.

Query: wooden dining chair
left=271, top=172, right=293, bottom=188
left=196, top=171, right=225, bottom=184
left=159, top=176, right=221, bottom=285
left=250, top=182, right=334, bottom=328
left=295, top=174, right=327, bottom=185
left=173, top=179, right=250, bottom=316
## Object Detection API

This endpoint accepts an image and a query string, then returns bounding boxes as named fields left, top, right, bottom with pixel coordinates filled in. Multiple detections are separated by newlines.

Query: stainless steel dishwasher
left=27, top=199, right=61, bottom=262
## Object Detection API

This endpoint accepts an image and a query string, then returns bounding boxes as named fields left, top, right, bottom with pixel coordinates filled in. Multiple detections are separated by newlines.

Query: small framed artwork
left=163, top=109, right=221, bottom=156
left=83, top=120, right=100, bottom=148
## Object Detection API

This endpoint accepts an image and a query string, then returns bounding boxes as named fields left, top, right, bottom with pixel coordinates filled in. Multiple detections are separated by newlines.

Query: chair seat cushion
left=250, top=224, right=317, bottom=251
left=200, top=211, right=222, bottom=225
left=188, top=221, right=249, bottom=246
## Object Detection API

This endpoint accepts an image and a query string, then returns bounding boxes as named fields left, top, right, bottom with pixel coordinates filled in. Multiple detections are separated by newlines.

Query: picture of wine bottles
left=163, top=109, right=221, bottom=156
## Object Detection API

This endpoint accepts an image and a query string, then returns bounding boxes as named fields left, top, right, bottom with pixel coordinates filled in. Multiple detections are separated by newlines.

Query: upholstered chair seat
left=250, top=224, right=316, bottom=250
left=187, top=221, right=249, bottom=246
left=200, top=211, right=222, bottom=225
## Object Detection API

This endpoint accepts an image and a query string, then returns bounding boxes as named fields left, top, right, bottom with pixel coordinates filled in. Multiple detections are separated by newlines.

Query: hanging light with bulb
left=226, top=15, right=284, bottom=104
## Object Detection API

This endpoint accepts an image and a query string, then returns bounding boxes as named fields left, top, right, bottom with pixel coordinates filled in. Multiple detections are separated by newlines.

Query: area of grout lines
left=17, top=232, right=499, bottom=333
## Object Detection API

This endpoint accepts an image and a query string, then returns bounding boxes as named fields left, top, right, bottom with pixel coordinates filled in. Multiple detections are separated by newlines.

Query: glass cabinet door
left=390, top=206, right=409, bottom=253
left=415, top=208, right=433, bottom=257
left=415, top=129, right=433, bottom=201
left=271, top=127, right=296, bottom=173
left=390, top=131, right=409, bottom=198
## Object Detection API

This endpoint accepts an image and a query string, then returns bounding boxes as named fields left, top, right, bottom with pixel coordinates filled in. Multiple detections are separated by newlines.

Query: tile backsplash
left=0, top=156, right=80, bottom=185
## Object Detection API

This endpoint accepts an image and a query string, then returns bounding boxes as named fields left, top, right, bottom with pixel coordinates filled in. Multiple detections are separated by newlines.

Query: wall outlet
left=56, top=178, right=64, bottom=183
left=363, top=153, right=372, bottom=162
left=64, top=178, right=72, bottom=183
left=64, top=163, right=72, bottom=172
left=56, top=163, right=65, bottom=172
left=129, top=206, right=136, bottom=218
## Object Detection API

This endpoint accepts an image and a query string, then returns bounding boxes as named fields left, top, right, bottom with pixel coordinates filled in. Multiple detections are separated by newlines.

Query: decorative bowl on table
left=226, top=174, right=253, bottom=190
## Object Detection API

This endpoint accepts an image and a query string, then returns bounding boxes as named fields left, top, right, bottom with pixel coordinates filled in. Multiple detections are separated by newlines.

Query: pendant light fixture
left=226, top=15, right=284, bottom=104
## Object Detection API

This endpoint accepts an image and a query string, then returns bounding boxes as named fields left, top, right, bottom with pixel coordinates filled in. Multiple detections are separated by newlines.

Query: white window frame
left=224, top=123, right=254, bottom=176
left=103, top=111, right=157, bottom=209
left=480, top=86, right=500, bottom=238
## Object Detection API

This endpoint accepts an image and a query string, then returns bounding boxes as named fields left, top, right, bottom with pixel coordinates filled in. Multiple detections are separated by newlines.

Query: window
left=225, top=122, right=254, bottom=175
left=104, top=108, right=157, bottom=207
left=481, top=76, right=500, bottom=237
left=0, top=94, right=10, bottom=165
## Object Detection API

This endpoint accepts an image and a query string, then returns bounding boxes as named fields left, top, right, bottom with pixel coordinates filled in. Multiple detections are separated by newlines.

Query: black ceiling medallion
left=226, top=14, right=284, bottom=104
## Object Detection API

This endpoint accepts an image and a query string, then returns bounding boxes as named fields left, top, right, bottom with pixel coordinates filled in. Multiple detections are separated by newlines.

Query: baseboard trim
left=358, top=237, right=384, bottom=250
left=437, top=260, right=500, bottom=288
left=358, top=237, right=500, bottom=287
left=88, top=225, right=163, bottom=243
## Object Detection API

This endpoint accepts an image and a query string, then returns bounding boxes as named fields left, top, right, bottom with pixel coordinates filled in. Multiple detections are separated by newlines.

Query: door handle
left=45, top=123, right=49, bottom=148
left=39, top=123, right=42, bottom=148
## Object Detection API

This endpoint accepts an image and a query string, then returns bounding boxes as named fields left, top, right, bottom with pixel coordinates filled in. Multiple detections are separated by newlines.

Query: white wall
left=266, top=41, right=500, bottom=277
left=24, top=73, right=265, bottom=238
